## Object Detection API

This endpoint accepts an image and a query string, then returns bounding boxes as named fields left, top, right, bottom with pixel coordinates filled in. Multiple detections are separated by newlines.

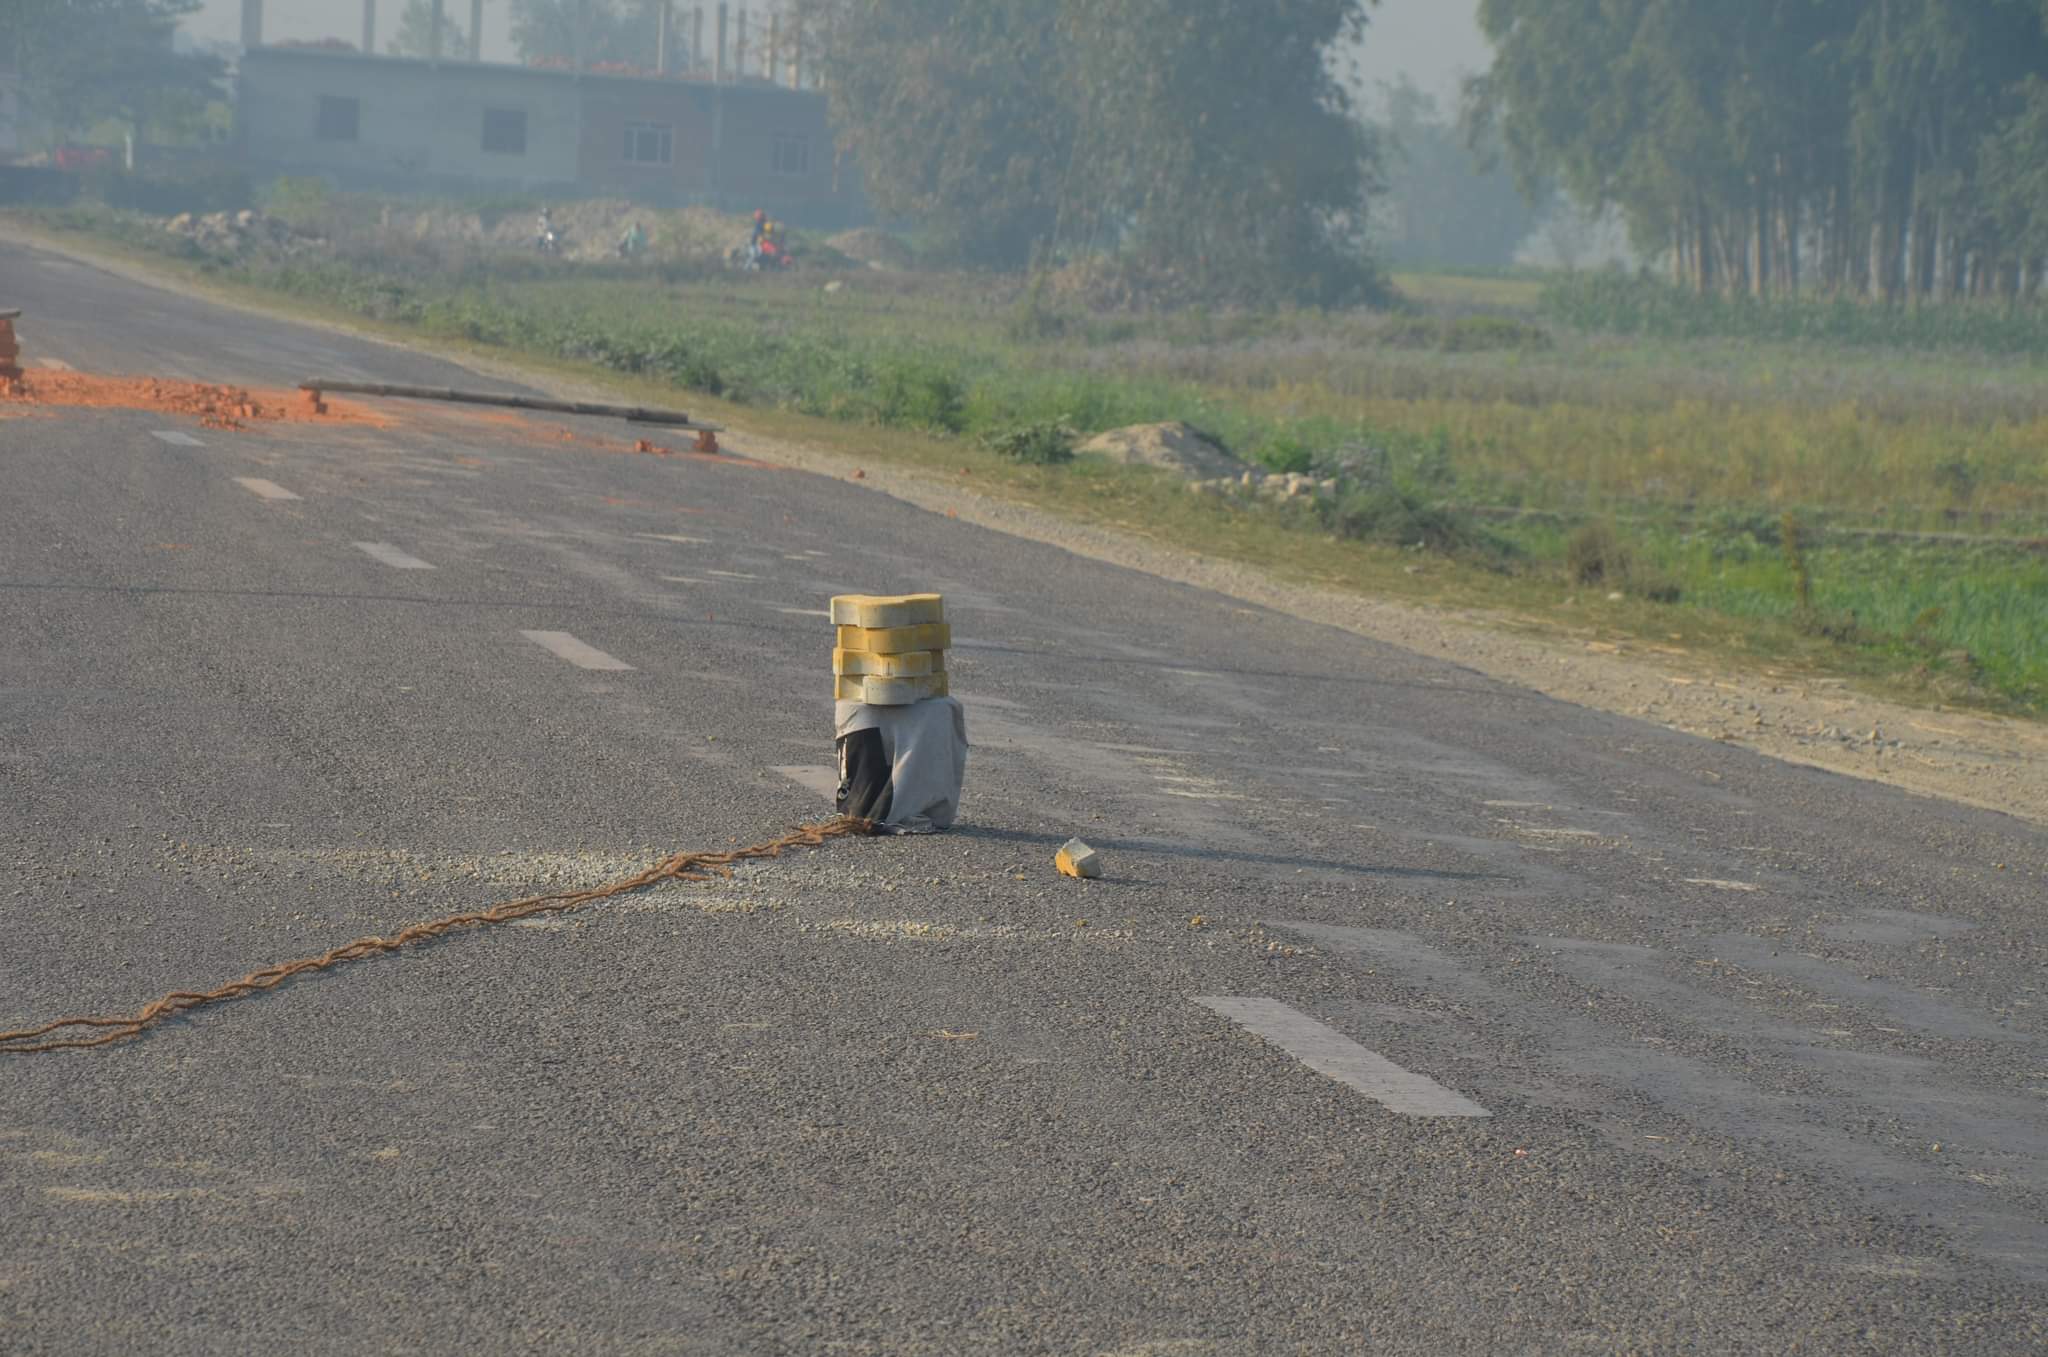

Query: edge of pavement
left=9, top=222, right=2046, bottom=831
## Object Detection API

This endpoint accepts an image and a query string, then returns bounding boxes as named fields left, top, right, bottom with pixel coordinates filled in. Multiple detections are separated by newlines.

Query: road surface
left=3, top=238, right=2045, bottom=1353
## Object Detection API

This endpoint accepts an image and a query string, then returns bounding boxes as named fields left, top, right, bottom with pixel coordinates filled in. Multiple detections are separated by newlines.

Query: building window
left=622, top=121, right=672, bottom=165
left=772, top=133, right=810, bottom=177
left=315, top=95, right=360, bottom=142
left=482, top=108, right=527, bottom=155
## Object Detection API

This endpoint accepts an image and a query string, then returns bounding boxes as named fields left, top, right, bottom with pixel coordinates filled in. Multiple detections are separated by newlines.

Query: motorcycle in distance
left=727, top=219, right=796, bottom=272
left=536, top=209, right=566, bottom=256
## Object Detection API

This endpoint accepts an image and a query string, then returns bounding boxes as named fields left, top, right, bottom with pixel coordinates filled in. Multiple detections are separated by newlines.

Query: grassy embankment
left=13, top=202, right=2047, bottom=715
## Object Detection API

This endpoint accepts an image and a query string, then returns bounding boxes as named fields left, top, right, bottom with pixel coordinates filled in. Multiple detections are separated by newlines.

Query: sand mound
left=1077, top=422, right=1244, bottom=479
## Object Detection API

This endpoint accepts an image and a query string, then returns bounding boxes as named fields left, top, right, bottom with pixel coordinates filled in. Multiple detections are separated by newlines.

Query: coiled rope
left=0, top=816, right=871, bottom=1054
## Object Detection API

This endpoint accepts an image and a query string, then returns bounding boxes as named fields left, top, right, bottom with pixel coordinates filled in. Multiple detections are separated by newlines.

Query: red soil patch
left=1, top=369, right=758, bottom=471
left=0, top=372, right=389, bottom=431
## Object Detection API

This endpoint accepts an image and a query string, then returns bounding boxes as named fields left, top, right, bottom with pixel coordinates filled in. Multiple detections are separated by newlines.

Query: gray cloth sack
left=834, top=696, right=968, bottom=833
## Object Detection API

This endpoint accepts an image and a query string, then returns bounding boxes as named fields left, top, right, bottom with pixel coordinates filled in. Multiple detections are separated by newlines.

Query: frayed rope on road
left=0, top=817, right=873, bottom=1054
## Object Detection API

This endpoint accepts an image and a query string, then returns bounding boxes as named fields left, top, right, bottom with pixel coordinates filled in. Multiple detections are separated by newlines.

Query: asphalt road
left=3, top=237, right=2046, bottom=1354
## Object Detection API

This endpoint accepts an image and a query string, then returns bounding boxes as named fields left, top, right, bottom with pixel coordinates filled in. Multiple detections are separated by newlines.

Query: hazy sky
left=189, top=0, right=1491, bottom=96
left=1350, top=0, right=1490, bottom=108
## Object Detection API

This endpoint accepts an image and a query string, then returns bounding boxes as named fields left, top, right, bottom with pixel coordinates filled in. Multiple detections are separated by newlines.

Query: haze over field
left=187, top=0, right=1491, bottom=102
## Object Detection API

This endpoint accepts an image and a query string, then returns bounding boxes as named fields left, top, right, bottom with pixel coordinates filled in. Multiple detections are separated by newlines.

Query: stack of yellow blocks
left=832, top=593, right=950, bottom=705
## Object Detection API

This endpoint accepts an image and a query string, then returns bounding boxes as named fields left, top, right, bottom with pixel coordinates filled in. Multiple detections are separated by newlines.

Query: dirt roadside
left=13, top=226, right=2047, bottom=830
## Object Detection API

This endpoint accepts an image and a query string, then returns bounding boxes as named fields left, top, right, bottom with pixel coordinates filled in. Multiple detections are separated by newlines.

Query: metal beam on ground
left=296, top=380, right=722, bottom=432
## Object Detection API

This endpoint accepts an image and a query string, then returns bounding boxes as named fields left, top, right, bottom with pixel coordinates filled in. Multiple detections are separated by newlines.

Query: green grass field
left=16, top=202, right=2046, bottom=714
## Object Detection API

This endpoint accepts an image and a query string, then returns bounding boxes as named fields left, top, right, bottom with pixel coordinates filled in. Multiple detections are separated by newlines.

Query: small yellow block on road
left=1055, top=839, right=1103, bottom=879
left=830, top=593, right=945, bottom=629
left=834, top=647, right=942, bottom=677
left=835, top=673, right=951, bottom=705
left=836, top=622, right=951, bottom=654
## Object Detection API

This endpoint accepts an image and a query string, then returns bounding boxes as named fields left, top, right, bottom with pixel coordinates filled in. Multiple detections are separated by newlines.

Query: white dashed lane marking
left=775, top=607, right=831, bottom=618
left=637, top=533, right=708, bottom=544
left=1194, top=997, right=1491, bottom=1118
left=233, top=477, right=301, bottom=501
left=519, top=630, right=634, bottom=671
left=706, top=570, right=757, bottom=580
left=354, top=541, right=435, bottom=570
left=151, top=430, right=204, bottom=447
left=771, top=766, right=839, bottom=800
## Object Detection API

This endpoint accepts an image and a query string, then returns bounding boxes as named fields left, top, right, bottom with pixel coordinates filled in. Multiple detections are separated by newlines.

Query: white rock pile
left=1187, top=468, right=1342, bottom=502
left=162, top=209, right=323, bottom=255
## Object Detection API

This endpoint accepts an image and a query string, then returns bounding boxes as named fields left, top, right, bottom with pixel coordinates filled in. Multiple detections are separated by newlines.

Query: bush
left=1565, top=518, right=1681, bottom=601
left=1253, top=433, right=1315, bottom=475
left=1780, top=511, right=1814, bottom=611
left=873, top=362, right=967, bottom=432
left=1439, top=315, right=1554, bottom=353
left=984, top=421, right=1078, bottom=465
left=1324, top=485, right=1472, bottom=553
left=1566, top=519, right=1633, bottom=586
left=1540, top=270, right=2048, bottom=356
left=262, top=176, right=332, bottom=231
left=1374, top=314, right=1553, bottom=353
left=1376, top=315, right=1445, bottom=350
left=1006, top=274, right=1076, bottom=341
left=0, top=166, right=79, bottom=206
left=88, top=162, right=252, bottom=216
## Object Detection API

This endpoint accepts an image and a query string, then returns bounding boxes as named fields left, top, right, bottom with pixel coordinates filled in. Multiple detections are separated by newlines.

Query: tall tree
left=388, top=0, right=467, bottom=59
left=1846, top=0, right=2048, bottom=300
left=1976, top=75, right=2048, bottom=289
left=0, top=0, right=222, bottom=150
left=1471, top=0, right=2048, bottom=302
left=806, top=0, right=1069, bottom=267
left=508, top=0, right=667, bottom=69
left=799, top=0, right=1384, bottom=303
left=1056, top=0, right=1381, bottom=303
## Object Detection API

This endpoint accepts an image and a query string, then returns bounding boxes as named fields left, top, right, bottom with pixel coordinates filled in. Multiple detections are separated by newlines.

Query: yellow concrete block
left=836, top=622, right=951, bottom=654
left=1055, top=839, right=1103, bottom=879
left=833, top=648, right=942, bottom=677
left=835, top=673, right=950, bottom=705
left=829, top=593, right=944, bottom=629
